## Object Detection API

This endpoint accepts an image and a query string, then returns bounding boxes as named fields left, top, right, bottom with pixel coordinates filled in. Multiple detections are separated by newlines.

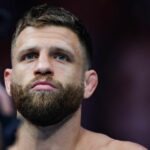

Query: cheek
left=11, top=64, right=34, bottom=85
left=54, top=64, right=84, bottom=85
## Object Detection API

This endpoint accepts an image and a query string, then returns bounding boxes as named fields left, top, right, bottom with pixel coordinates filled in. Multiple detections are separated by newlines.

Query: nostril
left=35, top=70, right=52, bottom=75
left=35, top=71, right=41, bottom=75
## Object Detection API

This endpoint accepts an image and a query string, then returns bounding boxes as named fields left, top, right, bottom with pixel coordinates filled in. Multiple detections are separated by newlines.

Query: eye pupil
left=60, top=56, right=65, bottom=60
left=56, top=55, right=67, bottom=61
left=24, top=53, right=37, bottom=60
left=25, top=55, right=33, bottom=60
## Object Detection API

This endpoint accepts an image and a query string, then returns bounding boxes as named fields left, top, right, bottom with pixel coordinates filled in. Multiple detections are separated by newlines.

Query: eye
left=23, top=53, right=38, bottom=61
left=54, top=54, right=68, bottom=62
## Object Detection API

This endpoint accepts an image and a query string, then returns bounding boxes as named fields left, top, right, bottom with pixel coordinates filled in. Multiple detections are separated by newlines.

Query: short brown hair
left=11, top=4, right=93, bottom=69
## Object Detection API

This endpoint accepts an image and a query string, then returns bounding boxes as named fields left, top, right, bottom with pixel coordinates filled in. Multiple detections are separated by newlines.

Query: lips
left=31, top=80, right=56, bottom=91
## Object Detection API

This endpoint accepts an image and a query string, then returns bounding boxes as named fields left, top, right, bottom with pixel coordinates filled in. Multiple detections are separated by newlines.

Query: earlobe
left=84, top=70, right=98, bottom=99
left=4, top=69, right=12, bottom=96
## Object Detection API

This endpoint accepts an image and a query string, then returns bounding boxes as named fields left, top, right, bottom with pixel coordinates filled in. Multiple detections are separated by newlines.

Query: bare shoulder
left=79, top=128, right=112, bottom=150
left=106, top=140, right=147, bottom=150
left=80, top=128, right=147, bottom=150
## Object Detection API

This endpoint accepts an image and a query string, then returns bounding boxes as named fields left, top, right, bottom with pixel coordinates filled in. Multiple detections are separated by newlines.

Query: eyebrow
left=17, top=45, right=76, bottom=61
left=50, top=46, right=76, bottom=61
left=17, top=46, right=40, bottom=61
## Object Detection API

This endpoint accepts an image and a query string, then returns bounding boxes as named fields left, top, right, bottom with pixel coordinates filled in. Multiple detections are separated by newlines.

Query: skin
left=4, top=26, right=147, bottom=150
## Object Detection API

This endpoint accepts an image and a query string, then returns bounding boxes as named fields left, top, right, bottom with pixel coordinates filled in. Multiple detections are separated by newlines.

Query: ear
left=84, top=70, right=98, bottom=99
left=4, top=69, right=12, bottom=96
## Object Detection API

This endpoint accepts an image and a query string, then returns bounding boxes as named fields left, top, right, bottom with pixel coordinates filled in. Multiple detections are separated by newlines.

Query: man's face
left=12, top=26, right=85, bottom=87
left=8, top=26, right=87, bottom=126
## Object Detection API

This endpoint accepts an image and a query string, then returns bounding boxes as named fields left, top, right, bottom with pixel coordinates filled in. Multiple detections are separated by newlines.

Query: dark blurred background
left=0, top=0, right=150, bottom=148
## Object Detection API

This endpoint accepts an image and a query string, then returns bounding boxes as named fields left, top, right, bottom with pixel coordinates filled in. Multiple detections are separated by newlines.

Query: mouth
left=31, top=80, right=56, bottom=91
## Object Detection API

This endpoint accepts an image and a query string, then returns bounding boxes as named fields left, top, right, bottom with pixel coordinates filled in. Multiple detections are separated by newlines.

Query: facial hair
left=10, top=75, right=84, bottom=126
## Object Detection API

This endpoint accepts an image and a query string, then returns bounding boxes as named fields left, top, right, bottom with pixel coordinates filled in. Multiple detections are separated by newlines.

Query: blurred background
left=0, top=0, right=150, bottom=148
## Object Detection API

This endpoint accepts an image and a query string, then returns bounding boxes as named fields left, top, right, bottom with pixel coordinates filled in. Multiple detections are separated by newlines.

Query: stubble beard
left=10, top=75, right=84, bottom=126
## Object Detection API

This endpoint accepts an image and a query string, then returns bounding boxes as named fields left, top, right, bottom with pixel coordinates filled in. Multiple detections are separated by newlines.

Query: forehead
left=13, top=26, right=84, bottom=57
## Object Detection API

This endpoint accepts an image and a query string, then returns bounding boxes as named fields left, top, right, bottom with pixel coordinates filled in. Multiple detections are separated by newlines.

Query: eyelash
left=21, top=52, right=38, bottom=61
left=53, top=53, right=70, bottom=62
left=21, top=52, right=70, bottom=62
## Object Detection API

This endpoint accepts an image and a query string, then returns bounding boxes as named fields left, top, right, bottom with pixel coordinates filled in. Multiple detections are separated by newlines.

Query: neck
left=11, top=107, right=83, bottom=150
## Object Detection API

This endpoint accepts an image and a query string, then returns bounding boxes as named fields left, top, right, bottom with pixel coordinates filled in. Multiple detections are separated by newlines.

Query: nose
left=34, top=52, right=53, bottom=75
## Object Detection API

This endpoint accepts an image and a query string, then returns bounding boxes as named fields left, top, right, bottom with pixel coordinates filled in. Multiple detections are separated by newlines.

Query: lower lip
left=32, top=84, right=55, bottom=91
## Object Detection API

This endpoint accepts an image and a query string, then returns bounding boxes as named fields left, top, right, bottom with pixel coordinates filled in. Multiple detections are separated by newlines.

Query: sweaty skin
left=4, top=26, right=147, bottom=150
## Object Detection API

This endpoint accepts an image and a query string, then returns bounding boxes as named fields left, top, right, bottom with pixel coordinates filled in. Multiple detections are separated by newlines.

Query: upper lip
left=31, top=80, right=56, bottom=89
